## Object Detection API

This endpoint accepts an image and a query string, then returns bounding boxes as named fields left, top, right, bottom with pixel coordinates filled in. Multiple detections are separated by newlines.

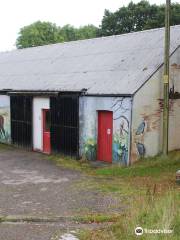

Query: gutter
left=0, top=89, right=133, bottom=98
left=84, top=93, right=133, bottom=97
left=1, top=89, right=87, bottom=96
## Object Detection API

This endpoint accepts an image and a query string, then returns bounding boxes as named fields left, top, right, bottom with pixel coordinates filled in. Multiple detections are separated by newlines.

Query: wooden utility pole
left=163, top=0, right=171, bottom=155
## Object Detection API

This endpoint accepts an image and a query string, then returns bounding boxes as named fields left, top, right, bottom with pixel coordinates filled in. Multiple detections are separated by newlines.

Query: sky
left=0, top=0, right=178, bottom=51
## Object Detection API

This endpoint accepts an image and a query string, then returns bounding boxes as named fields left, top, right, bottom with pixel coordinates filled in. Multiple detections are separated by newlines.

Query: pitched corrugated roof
left=0, top=25, right=180, bottom=95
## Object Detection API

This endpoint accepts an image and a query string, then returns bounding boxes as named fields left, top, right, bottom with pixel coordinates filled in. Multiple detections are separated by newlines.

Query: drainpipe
left=163, top=0, right=170, bottom=156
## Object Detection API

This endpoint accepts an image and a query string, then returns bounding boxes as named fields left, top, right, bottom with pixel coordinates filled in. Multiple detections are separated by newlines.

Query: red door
left=97, top=111, right=113, bottom=163
left=42, top=109, right=51, bottom=154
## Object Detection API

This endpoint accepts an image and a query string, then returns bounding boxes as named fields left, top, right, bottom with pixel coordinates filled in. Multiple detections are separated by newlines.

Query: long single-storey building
left=0, top=25, right=180, bottom=165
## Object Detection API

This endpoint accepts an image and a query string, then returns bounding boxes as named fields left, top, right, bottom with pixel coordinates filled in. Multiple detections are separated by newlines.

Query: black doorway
left=10, top=96, right=32, bottom=149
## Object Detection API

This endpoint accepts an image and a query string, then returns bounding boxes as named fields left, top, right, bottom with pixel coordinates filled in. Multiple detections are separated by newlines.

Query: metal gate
left=10, top=96, right=32, bottom=149
left=50, top=94, right=79, bottom=158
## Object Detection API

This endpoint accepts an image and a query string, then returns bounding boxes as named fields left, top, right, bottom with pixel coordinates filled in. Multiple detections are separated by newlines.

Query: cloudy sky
left=0, top=0, right=178, bottom=51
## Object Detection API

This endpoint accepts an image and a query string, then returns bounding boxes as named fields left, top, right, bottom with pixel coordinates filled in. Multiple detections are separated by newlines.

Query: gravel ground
left=0, top=146, right=122, bottom=239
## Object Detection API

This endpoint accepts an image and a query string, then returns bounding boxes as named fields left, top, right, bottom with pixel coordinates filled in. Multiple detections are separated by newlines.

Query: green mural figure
left=0, top=116, right=6, bottom=138
left=135, top=120, right=146, bottom=157
left=84, top=138, right=96, bottom=161
left=113, top=116, right=129, bottom=164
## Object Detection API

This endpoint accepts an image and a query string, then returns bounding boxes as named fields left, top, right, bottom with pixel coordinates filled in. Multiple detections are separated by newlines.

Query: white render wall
left=33, top=97, right=50, bottom=152
left=131, top=47, right=180, bottom=163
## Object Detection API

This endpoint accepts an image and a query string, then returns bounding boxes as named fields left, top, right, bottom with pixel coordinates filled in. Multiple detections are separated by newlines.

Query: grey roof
left=0, top=25, right=180, bottom=95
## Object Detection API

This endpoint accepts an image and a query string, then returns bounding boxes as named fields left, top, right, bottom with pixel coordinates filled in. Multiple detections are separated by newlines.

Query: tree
left=16, top=22, right=99, bottom=49
left=60, top=24, right=77, bottom=42
left=76, top=25, right=100, bottom=40
left=59, top=24, right=99, bottom=42
left=100, top=1, right=180, bottom=36
left=16, top=21, right=63, bottom=49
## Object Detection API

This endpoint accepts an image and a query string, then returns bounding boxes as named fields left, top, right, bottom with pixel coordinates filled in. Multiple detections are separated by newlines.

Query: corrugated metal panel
left=0, top=26, right=180, bottom=94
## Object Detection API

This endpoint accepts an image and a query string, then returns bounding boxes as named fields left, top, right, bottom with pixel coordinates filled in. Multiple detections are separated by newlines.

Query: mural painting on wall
left=82, top=114, right=97, bottom=161
left=84, top=138, right=96, bottom=161
left=0, top=109, right=10, bottom=143
left=113, top=116, right=129, bottom=164
left=135, top=120, right=146, bottom=157
left=111, top=98, right=130, bottom=165
left=81, top=97, right=131, bottom=165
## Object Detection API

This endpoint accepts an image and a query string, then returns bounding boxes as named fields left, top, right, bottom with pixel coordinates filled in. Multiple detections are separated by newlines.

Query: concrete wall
left=33, top=97, right=50, bottom=152
left=131, top=47, right=180, bottom=163
left=0, top=95, right=11, bottom=143
left=79, top=96, right=132, bottom=165
left=169, top=47, right=180, bottom=151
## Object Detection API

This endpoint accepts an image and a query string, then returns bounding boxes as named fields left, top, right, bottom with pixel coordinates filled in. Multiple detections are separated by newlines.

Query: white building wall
left=131, top=47, right=180, bottom=163
left=33, top=97, right=50, bottom=152
left=168, top=48, right=180, bottom=151
left=131, top=69, right=163, bottom=163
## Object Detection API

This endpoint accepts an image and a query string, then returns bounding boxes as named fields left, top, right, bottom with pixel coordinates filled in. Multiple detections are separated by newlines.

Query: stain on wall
left=79, top=96, right=132, bottom=165
left=0, top=95, right=11, bottom=143
left=131, top=48, right=180, bottom=163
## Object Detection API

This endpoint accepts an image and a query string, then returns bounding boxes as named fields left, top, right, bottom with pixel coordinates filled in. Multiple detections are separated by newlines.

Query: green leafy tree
left=16, top=22, right=99, bottom=49
left=76, top=25, right=100, bottom=40
left=60, top=24, right=99, bottom=42
left=60, top=24, right=77, bottom=42
left=16, top=21, right=63, bottom=48
left=100, top=0, right=180, bottom=36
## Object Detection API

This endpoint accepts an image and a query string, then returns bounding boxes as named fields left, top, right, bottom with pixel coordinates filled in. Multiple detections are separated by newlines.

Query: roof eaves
left=85, top=93, right=133, bottom=97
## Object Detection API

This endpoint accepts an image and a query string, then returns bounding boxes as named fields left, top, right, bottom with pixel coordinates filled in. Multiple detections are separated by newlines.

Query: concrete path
left=0, top=146, right=122, bottom=240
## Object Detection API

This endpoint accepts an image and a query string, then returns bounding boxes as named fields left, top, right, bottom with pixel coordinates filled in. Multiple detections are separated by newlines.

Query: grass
left=73, top=214, right=120, bottom=224
left=49, top=151, right=180, bottom=180
left=78, top=190, right=180, bottom=240
left=95, top=152, right=180, bottom=178
left=48, top=154, right=92, bottom=172
left=0, top=143, right=14, bottom=151
left=73, top=152, right=179, bottom=240
left=48, top=151, right=180, bottom=239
